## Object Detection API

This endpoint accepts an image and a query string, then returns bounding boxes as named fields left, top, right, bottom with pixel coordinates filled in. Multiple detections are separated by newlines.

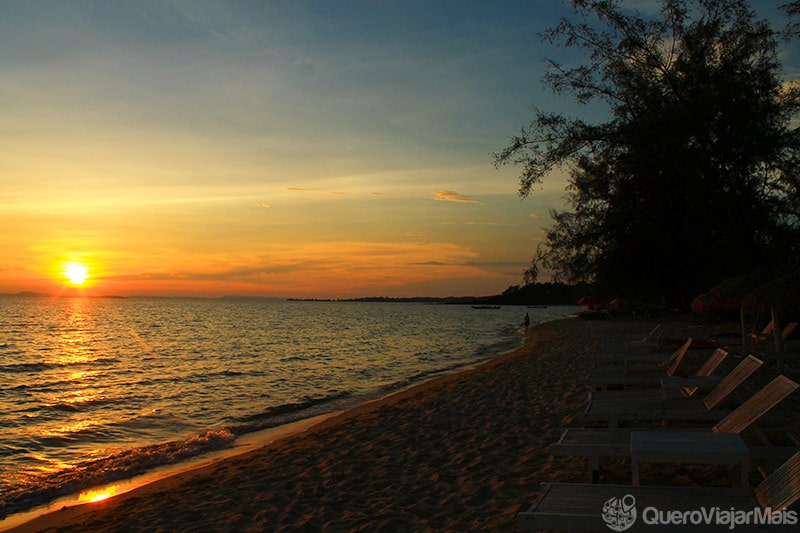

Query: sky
left=1, top=1, right=797, bottom=298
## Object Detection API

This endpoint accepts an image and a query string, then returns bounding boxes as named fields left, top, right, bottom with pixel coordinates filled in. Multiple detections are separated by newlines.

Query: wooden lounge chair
left=660, top=348, right=730, bottom=397
left=758, top=321, right=797, bottom=354
left=518, top=448, right=800, bottom=531
left=597, top=324, right=666, bottom=353
left=550, top=374, right=798, bottom=482
left=750, top=319, right=775, bottom=343
left=590, top=348, right=729, bottom=402
left=580, top=355, right=764, bottom=427
left=782, top=322, right=797, bottom=339
left=588, top=339, right=693, bottom=391
left=593, top=334, right=683, bottom=365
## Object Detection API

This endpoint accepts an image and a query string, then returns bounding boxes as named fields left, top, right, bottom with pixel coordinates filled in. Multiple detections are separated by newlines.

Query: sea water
left=0, top=296, right=577, bottom=519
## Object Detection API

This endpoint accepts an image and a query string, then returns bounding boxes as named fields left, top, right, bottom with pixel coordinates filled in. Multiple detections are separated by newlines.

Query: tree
left=785, top=1, right=800, bottom=38
left=495, top=0, right=800, bottom=306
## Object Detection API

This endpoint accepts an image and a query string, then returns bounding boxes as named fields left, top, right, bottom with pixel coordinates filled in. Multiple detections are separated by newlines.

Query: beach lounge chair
left=550, top=374, right=798, bottom=482
left=782, top=322, right=797, bottom=339
left=580, top=355, right=764, bottom=427
left=659, top=348, right=730, bottom=397
left=590, top=348, right=729, bottom=402
left=517, top=448, right=800, bottom=531
left=750, top=319, right=775, bottom=343
left=592, top=333, right=682, bottom=366
left=597, top=324, right=666, bottom=353
left=588, top=339, right=693, bottom=390
left=756, top=320, right=797, bottom=351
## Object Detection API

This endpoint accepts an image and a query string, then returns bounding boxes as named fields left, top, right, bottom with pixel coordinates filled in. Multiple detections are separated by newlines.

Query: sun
left=63, top=262, right=90, bottom=286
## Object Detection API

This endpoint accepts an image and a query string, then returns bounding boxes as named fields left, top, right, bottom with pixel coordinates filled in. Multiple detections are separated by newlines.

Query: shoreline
left=7, top=316, right=660, bottom=532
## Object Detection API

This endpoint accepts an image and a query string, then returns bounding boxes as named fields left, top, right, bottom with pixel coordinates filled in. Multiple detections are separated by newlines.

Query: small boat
left=471, top=305, right=501, bottom=310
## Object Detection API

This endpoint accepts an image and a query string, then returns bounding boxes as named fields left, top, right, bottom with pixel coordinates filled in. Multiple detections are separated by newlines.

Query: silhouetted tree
left=784, top=1, right=800, bottom=38
left=495, top=0, right=800, bottom=306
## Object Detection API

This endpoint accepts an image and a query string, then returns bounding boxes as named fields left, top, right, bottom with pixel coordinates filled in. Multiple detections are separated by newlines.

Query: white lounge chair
left=588, top=339, right=693, bottom=391
left=518, top=448, right=800, bottom=531
left=590, top=348, right=729, bottom=402
left=581, top=354, right=763, bottom=427
left=550, top=374, right=799, bottom=482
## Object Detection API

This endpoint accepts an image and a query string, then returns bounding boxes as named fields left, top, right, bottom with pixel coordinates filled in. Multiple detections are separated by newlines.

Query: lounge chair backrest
left=781, top=322, right=797, bottom=340
left=696, top=348, right=729, bottom=376
left=664, top=338, right=692, bottom=376
left=755, top=448, right=800, bottom=510
left=703, top=355, right=763, bottom=410
left=683, top=348, right=729, bottom=397
left=751, top=320, right=774, bottom=343
left=645, top=324, right=662, bottom=339
left=713, top=375, right=799, bottom=434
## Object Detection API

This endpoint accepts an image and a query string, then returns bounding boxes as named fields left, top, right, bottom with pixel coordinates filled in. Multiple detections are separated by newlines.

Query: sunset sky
left=2, top=1, right=796, bottom=298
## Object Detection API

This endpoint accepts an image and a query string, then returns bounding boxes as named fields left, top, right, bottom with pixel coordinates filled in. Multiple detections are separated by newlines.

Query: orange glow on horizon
left=7, top=237, right=516, bottom=298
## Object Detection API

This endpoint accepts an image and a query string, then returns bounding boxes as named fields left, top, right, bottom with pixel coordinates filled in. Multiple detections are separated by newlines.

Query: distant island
left=287, top=296, right=485, bottom=304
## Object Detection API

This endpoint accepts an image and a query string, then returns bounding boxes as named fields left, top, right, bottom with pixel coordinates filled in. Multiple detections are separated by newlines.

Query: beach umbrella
left=690, top=270, right=774, bottom=315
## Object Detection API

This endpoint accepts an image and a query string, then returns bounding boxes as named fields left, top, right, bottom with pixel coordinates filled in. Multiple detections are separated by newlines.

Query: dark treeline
left=481, top=282, right=592, bottom=306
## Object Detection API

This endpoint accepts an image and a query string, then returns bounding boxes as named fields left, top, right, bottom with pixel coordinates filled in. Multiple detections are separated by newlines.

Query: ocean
left=0, top=296, right=577, bottom=521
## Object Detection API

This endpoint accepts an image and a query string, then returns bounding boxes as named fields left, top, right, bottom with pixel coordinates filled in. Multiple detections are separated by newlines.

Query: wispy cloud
left=529, top=212, right=540, bottom=219
left=464, top=221, right=507, bottom=226
left=432, top=190, right=480, bottom=204
left=286, top=187, right=348, bottom=197
left=126, top=240, right=487, bottom=296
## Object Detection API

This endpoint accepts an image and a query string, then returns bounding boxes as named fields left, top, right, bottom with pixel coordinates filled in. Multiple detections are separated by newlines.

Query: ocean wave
left=0, top=429, right=236, bottom=519
left=0, top=362, right=54, bottom=373
left=237, top=391, right=352, bottom=427
left=0, top=357, right=122, bottom=374
left=33, top=427, right=120, bottom=448
left=41, top=392, right=137, bottom=414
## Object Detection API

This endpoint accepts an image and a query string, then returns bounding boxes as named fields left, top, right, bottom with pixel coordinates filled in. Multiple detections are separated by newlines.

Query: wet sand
left=8, top=316, right=736, bottom=532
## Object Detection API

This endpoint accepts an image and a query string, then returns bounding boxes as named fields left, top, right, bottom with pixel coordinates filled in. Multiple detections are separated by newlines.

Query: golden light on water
left=80, top=485, right=118, bottom=503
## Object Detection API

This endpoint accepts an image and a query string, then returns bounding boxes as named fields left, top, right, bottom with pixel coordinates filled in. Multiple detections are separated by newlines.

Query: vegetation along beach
left=2, top=0, right=800, bottom=531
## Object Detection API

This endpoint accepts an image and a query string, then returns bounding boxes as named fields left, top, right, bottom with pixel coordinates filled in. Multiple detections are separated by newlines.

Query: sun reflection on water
left=79, top=485, right=118, bottom=503
left=28, top=452, right=74, bottom=473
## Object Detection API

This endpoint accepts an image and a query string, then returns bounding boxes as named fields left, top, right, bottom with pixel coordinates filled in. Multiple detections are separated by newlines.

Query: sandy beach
left=8, top=315, right=784, bottom=532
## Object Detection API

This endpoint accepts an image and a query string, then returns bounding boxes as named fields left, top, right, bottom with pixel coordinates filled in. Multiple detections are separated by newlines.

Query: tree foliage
left=495, top=0, right=800, bottom=306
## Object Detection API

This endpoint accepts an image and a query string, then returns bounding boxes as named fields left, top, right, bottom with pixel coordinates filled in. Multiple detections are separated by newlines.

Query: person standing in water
left=523, top=312, right=530, bottom=329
